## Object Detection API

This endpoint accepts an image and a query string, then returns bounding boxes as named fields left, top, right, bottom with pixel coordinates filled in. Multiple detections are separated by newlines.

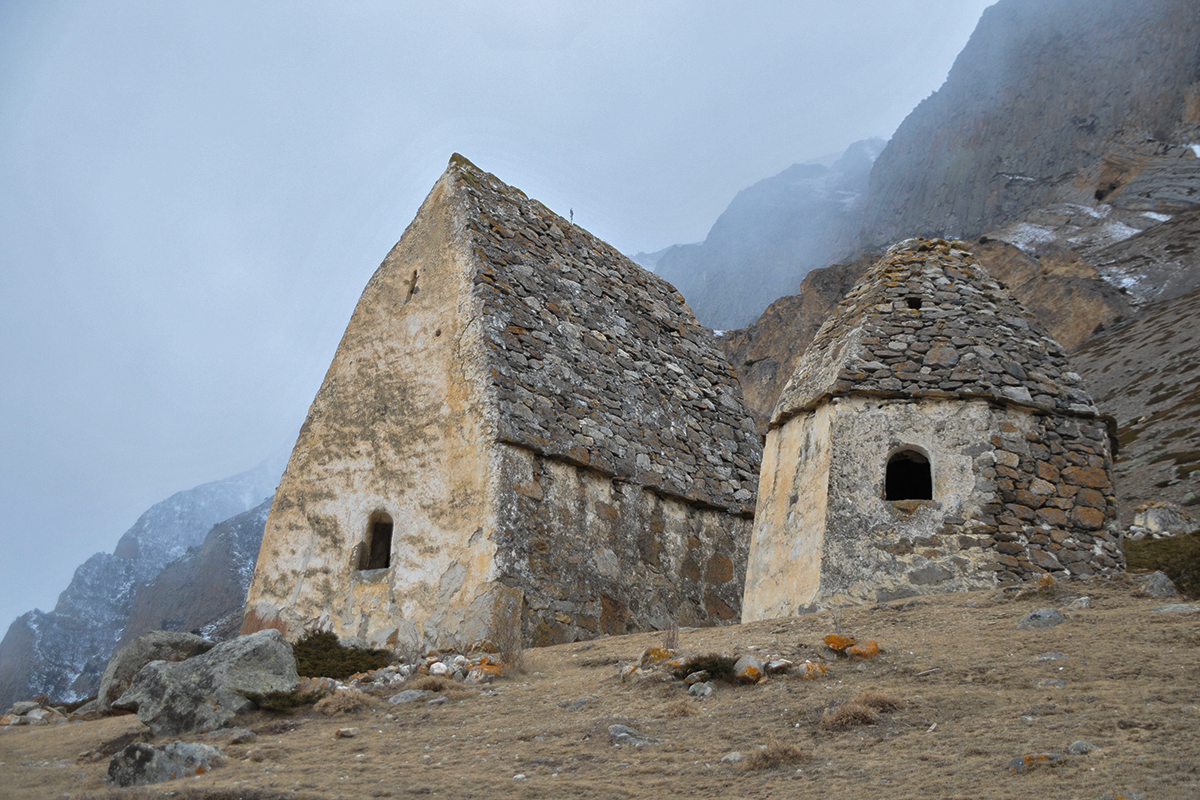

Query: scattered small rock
left=798, top=662, right=829, bottom=680
left=1037, top=678, right=1068, bottom=688
left=559, top=696, right=594, bottom=711
left=206, top=727, right=256, bottom=745
left=1068, top=740, right=1102, bottom=755
left=720, top=751, right=745, bottom=763
left=1018, top=609, right=1066, bottom=630
left=733, top=654, right=764, bottom=682
left=7, top=701, right=39, bottom=716
left=1065, top=596, right=1091, bottom=610
left=1008, top=752, right=1061, bottom=772
left=427, top=696, right=448, bottom=706
left=824, top=635, right=856, bottom=654
left=608, top=724, right=661, bottom=747
left=688, top=681, right=714, bottom=697
left=335, top=727, right=360, bottom=739
left=1151, top=604, right=1200, bottom=613
left=1036, top=652, right=1069, bottom=661
left=388, top=689, right=434, bottom=705
left=1136, top=571, right=1179, bottom=597
left=847, top=640, right=880, bottom=659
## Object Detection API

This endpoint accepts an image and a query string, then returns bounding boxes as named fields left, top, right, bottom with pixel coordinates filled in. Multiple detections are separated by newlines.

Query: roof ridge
left=443, top=155, right=762, bottom=514
left=770, top=237, right=1100, bottom=427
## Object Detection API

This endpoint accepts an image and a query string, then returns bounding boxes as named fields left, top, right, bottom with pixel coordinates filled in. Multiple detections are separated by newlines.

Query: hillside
left=1072, top=288, right=1200, bottom=524
left=864, top=0, right=1200, bottom=246
left=2, top=578, right=1196, bottom=799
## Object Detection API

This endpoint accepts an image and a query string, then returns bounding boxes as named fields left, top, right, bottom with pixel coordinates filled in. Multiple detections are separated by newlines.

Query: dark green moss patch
left=293, top=631, right=391, bottom=679
left=244, top=690, right=323, bottom=712
left=1125, top=532, right=1200, bottom=599
left=671, top=653, right=738, bottom=683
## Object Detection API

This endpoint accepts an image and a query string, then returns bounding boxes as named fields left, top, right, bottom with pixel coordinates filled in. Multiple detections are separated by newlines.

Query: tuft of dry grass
left=662, top=620, right=680, bottom=651
left=661, top=699, right=695, bottom=718
left=740, top=736, right=810, bottom=770
left=407, top=675, right=455, bottom=693
left=854, top=691, right=904, bottom=713
left=313, top=689, right=375, bottom=715
left=821, top=702, right=879, bottom=727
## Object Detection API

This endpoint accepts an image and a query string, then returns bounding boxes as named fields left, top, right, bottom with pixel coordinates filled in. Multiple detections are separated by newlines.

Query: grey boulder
left=107, top=741, right=224, bottom=786
left=114, top=628, right=298, bottom=736
left=1017, top=608, right=1066, bottom=630
left=1136, top=571, right=1178, bottom=598
left=96, top=631, right=215, bottom=713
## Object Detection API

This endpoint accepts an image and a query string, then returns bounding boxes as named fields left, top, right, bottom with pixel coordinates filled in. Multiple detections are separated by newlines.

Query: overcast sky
left=0, top=0, right=995, bottom=631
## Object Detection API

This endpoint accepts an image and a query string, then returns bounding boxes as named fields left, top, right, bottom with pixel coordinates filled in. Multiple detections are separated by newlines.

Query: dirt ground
left=2, top=577, right=1197, bottom=800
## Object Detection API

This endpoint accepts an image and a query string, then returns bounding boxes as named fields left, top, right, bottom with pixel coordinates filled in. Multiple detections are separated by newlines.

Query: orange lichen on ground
left=824, top=634, right=856, bottom=652
left=798, top=662, right=829, bottom=679
left=639, top=647, right=678, bottom=667
left=847, top=640, right=880, bottom=659
left=736, top=662, right=763, bottom=683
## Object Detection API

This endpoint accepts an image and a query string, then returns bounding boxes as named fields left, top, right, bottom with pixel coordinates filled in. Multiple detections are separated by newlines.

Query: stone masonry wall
left=981, top=411, right=1121, bottom=581
left=450, top=156, right=761, bottom=515
left=493, top=443, right=751, bottom=645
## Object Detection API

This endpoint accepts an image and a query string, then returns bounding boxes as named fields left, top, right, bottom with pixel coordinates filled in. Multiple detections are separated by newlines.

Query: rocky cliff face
left=0, top=458, right=283, bottom=708
left=1072, top=287, right=1200, bottom=524
left=655, top=139, right=884, bottom=328
left=119, top=499, right=273, bottom=649
left=864, top=0, right=1200, bottom=246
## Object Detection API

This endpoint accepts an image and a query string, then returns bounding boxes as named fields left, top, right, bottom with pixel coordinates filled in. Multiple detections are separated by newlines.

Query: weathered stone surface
left=107, top=741, right=224, bottom=786
left=1136, top=571, right=1178, bottom=597
left=96, top=631, right=214, bottom=713
left=1133, top=502, right=1199, bottom=535
left=388, top=689, right=434, bottom=705
left=733, top=655, right=764, bottom=683
left=7, top=700, right=39, bottom=716
left=243, top=155, right=759, bottom=654
left=608, top=724, right=661, bottom=747
left=1007, top=752, right=1061, bottom=773
left=1068, top=740, right=1102, bottom=755
left=113, top=629, right=297, bottom=737
left=1018, top=609, right=1066, bottom=630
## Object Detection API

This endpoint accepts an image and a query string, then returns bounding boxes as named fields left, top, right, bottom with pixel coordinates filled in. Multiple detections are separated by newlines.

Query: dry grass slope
left=4, top=577, right=1199, bottom=799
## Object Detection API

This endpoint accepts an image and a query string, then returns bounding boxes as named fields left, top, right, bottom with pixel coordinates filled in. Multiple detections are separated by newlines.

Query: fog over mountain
left=0, top=2, right=996, bottom=634
left=654, top=138, right=885, bottom=328
left=0, top=457, right=284, bottom=708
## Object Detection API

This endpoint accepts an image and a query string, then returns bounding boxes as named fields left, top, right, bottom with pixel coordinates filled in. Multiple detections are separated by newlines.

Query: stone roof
left=449, top=155, right=761, bottom=514
left=771, top=237, right=1101, bottom=428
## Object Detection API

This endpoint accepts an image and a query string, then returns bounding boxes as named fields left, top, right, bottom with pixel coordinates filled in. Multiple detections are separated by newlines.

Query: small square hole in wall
left=906, top=296, right=923, bottom=310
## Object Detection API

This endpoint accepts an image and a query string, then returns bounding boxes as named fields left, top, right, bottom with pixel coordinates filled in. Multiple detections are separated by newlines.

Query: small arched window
left=359, top=512, right=393, bottom=570
left=885, top=450, right=932, bottom=501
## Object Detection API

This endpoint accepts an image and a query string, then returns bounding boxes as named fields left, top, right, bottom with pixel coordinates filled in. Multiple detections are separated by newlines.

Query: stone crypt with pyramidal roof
left=743, top=238, right=1123, bottom=621
left=242, top=155, right=762, bottom=651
